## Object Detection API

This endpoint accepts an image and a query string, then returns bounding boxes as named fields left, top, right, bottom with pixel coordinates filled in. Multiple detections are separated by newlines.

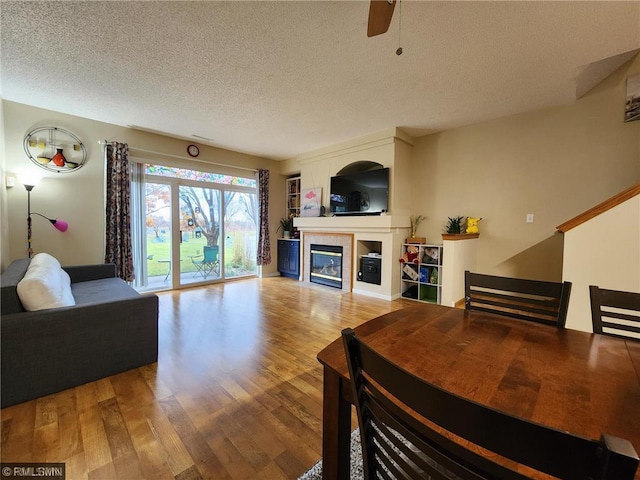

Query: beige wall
left=411, top=55, right=640, bottom=281
left=562, top=196, right=640, bottom=332
left=0, top=98, right=8, bottom=269
left=2, top=101, right=282, bottom=276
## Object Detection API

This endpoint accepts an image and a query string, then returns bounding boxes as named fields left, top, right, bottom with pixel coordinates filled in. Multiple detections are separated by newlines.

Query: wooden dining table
left=317, top=302, right=640, bottom=479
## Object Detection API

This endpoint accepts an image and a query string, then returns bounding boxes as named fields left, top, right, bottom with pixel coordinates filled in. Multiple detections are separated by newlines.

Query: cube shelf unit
left=286, top=176, right=301, bottom=218
left=400, top=243, right=443, bottom=304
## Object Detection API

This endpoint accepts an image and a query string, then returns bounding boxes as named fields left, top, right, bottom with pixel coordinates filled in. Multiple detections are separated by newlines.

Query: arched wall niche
left=336, top=161, right=384, bottom=176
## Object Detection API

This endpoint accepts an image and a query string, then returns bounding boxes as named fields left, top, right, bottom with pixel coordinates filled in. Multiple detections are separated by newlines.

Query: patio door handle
left=179, top=230, right=183, bottom=244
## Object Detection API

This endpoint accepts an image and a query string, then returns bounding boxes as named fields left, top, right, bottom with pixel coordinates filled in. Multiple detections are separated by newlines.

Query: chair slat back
left=465, top=271, right=571, bottom=327
left=342, top=328, right=638, bottom=480
left=590, top=286, right=640, bottom=341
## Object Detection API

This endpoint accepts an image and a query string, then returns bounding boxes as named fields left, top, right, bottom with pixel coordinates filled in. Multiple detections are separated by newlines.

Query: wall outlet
left=526, top=213, right=534, bottom=223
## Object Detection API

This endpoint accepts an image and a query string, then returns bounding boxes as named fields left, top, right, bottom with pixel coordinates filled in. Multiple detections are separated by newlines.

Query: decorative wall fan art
left=23, top=126, right=87, bottom=173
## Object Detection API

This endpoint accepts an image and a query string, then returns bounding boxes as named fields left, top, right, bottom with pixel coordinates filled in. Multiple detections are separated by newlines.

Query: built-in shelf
left=441, top=233, right=480, bottom=241
left=286, top=176, right=301, bottom=218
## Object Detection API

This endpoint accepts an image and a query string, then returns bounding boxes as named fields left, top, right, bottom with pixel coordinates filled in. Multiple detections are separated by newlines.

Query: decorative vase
left=283, top=231, right=291, bottom=239
left=52, top=148, right=66, bottom=167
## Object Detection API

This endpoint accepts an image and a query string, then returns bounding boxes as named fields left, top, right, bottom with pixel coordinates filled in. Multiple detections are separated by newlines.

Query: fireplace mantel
left=294, top=214, right=410, bottom=233
left=282, top=128, right=416, bottom=297
left=294, top=215, right=411, bottom=300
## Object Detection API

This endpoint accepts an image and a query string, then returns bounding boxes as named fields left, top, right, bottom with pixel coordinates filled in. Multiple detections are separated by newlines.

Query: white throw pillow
left=17, top=254, right=76, bottom=311
left=29, top=252, right=62, bottom=270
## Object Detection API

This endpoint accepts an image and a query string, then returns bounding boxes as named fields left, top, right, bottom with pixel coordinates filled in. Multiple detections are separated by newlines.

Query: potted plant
left=407, top=214, right=426, bottom=243
left=444, top=216, right=465, bottom=234
left=277, top=215, right=294, bottom=238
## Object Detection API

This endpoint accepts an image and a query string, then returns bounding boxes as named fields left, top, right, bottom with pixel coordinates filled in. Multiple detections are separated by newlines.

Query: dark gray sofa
left=1, top=258, right=159, bottom=408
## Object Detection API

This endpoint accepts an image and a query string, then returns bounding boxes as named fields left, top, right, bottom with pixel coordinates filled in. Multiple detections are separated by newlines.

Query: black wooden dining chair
left=342, top=328, right=638, bottom=480
left=464, top=271, right=572, bottom=327
left=589, top=285, right=640, bottom=341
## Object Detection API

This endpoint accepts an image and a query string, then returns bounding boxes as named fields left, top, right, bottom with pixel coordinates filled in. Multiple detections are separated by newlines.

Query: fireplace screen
left=310, top=244, right=343, bottom=289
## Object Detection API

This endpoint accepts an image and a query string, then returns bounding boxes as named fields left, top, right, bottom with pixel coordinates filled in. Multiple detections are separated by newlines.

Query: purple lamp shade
left=51, top=219, right=69, bottom=232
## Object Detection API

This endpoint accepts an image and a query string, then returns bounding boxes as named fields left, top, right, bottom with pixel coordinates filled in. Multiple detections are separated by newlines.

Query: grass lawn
left=145, top=232, right=256, bottom=277
left=146, top=235, right=206, bottom=276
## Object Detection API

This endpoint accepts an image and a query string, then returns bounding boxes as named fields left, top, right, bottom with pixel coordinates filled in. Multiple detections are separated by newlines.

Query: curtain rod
left=98, top=140, right=258, bottom=173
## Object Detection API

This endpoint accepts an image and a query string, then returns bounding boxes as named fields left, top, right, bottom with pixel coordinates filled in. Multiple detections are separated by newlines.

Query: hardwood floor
left=1, top=277, right=408, bottom=479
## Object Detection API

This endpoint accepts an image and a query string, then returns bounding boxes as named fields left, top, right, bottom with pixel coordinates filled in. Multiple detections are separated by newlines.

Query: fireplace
left=310, top=244, right=343, bottom=289
left=302, top=233, right=353, bottom=292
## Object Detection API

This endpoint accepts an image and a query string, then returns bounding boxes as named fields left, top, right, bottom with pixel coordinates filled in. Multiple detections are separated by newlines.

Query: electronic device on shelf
left=329, top=167, right=389, bottom=216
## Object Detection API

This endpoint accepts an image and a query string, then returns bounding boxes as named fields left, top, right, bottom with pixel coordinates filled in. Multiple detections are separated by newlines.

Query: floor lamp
left=24, top=183, right=69, bottom=258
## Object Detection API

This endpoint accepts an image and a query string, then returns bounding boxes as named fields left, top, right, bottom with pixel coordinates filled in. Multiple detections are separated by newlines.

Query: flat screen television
left=329, top=167, right=389, bottom=216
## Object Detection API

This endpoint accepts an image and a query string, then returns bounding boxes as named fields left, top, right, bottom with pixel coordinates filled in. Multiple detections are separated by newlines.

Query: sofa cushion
left=17, top=253, right=76, bottom=311
left=71, top=277, right=141, bottom=305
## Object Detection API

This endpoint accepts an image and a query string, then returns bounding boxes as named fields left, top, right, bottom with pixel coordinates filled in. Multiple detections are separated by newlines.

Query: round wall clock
left=23, top=126, right=87, bottom=173
left=187, top=144, right=200, bottom=157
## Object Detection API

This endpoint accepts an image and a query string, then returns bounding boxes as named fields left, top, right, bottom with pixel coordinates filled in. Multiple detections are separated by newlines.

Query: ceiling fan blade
left=367, top=0, right=396, bottom=37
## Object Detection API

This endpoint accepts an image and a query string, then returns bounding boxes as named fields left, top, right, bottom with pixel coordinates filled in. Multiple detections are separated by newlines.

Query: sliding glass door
left=144, top=181, right=173, bottom=289
left=134, top=164, right=257, bottom=291
left=223, top=191, right=258, bottom=279
left=178, top=184, right=221, bottom=285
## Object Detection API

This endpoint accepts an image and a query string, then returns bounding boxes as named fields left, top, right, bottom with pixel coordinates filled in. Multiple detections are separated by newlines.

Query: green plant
left=445, top=216, right=465, bottom=234
left=277, top=215, right=294, bottom=232
left=409, top=214, right=425, bottom=237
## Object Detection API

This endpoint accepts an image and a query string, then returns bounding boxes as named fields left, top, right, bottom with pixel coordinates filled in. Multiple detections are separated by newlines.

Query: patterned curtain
left=256, top=168, right=271, bottom=265
left=105, top=143, right=134, bottom=281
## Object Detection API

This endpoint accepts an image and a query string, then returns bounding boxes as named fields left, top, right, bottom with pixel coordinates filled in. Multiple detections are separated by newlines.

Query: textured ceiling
left=1, top=1, right=639, bottom=160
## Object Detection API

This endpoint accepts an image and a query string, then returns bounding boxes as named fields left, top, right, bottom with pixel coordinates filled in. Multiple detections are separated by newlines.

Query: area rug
left=297, top=429, right=364, bottom=480
left=297, top=427, right=459, bottom=480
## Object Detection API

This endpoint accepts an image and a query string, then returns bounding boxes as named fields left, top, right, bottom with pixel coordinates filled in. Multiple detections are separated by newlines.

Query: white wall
left=281, top=127, right=414, bottom=216
left=562, top=195, right=640, bottom=332
left=441, top=237, right=479, bottom=307
left=2, top=101, right=282, bottom=276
